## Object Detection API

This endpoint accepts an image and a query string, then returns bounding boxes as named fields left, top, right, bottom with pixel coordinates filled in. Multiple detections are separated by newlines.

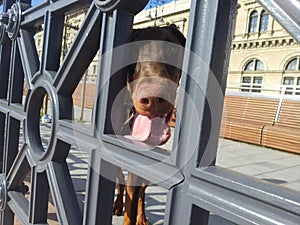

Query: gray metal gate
left=0, top=0, right=300, bottom=224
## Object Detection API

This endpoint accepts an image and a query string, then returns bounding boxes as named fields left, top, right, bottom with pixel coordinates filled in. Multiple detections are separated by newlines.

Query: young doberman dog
left=113, top=24, right=186, bottom=225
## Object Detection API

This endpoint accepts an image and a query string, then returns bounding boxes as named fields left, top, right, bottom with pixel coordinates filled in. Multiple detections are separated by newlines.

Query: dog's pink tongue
left=131, top=114, right=170, bottom=145
left=131, top=115, right=151, bottom=141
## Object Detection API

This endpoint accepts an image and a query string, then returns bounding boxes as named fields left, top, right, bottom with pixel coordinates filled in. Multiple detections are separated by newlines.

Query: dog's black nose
left=139, top=97, right=167, bottom=108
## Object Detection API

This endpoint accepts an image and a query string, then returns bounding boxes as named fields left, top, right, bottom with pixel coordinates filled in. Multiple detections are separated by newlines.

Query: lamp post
left=147, top=0, right=166, bottom=26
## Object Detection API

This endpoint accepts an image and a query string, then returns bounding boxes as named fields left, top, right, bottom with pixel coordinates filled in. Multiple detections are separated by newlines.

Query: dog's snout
left=133, top=78, right=178, bottom=116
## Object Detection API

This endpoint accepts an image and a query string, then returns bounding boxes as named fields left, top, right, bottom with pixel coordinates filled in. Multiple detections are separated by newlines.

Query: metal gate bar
left=165, top=0, right=237, bottom=224
left=0, top=0, right=300, bottom=225
left=0, top=0, right=14, bottom=177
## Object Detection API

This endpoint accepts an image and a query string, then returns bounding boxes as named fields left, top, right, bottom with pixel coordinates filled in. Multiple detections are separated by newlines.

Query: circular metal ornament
left=25, top=78, right=58, bottom=168
left=94, top=0, right=121, bottom=12
left=0, top=174, right=7, bottom=211
left=6, top=2, right=22, bottom=40
left=94, top=0, right=149, bottom=15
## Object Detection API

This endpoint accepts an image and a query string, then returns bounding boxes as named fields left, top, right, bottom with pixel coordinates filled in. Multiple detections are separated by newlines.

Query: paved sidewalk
left=217, top=139, right=300, bottom=190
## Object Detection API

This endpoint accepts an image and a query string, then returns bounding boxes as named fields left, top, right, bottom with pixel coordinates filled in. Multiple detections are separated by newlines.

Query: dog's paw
left=112, top=198, right=123, bottom=216
left=112, top=204, right=123, bottom=216
left=136, top=215, right=149, bottom=225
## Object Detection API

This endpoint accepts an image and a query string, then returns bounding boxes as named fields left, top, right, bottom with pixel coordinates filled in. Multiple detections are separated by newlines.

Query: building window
left=249, top=10, right=258, bottom=33
left=253, top=77, right=263, bottom=92
left=259, top=10, right=269, bottom=32
left=242, top=59, right=264, bottom=92
left=245, top=61, right=255, bottom=71
left=256, top=60, right=264, bottom=71
left=282, top=77, right=300, bottom=95
left=241, top=76, right=251, bottom=92
left=285, top=58, right=299, bottom=70
left=283, top=77, right=294, bottom=95
left=241, top=76, right=262, bottom=93
left=245, top=59, right=264, bottom=71
left=248, top=10, right=269, bottom=33
left=297, top=77, right=300, bottom=95
left=93, top=65, right=97, bottom=74
left=283, top=57, right=300, bottom=95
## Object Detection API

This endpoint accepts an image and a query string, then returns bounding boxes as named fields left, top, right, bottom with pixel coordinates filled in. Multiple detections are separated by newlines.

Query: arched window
left=259, top=10, right=269, bottom=32
left=283, top=57, right=300, bottom=95
left=242, top=59, right=264, bottom=92
left=245, top=59, right=264, bottom=71
left=249, top=10, right=258, bottom=33
left=285, top=58, right=299, bottom=71
left=245, top=60, right=254, bottom=71
left=256, top=60, right=264, bottom=70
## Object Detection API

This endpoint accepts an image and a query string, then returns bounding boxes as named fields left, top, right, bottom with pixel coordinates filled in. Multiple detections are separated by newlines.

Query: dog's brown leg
left=136, top=183, right=148, bottom=225
left=124, top=173, right=142, bottom=225
left=113, top=168, right=125, bottom=216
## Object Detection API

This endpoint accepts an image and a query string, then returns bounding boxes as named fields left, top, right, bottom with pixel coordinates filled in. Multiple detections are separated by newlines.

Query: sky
left=145, top=0, right=176, bottom=9
left=0, top=0, right=42, bottom=10
left=1, top=0, right=176, bottom=11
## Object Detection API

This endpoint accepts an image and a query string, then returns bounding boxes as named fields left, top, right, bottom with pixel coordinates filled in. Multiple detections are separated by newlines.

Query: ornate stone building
left=227, top=0, right=300, bottom=96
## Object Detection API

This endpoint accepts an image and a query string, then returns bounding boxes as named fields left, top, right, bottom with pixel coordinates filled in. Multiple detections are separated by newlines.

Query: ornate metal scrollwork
left=0, top=2, right=24, bottom=43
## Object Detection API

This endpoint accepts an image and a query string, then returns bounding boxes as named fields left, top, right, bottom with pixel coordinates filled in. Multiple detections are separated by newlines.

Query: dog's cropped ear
left=126, top=72, right=133, bottom=94
left=167, top=24, right=186, bottom=47
left=131, top=28, right=145, bottom=42
left=126, top=62, right=140, bottom=94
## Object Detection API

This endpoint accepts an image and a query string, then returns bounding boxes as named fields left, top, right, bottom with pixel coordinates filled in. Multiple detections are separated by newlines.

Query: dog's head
left=127, top=25, right=185, bottom=145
